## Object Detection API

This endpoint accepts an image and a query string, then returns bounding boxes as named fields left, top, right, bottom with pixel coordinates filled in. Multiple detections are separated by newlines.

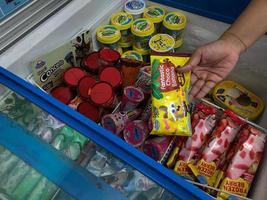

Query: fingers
left=189, top=79, right=205, bottom=102
left=183, top=48, right=202, bottom=69
left=195, top=80, right=216, bottom=99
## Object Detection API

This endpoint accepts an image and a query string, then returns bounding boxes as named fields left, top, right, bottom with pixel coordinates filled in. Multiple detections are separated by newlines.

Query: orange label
left=219, top=178, right=249, bottom=197
left=197, top=159, right=217, bottom=178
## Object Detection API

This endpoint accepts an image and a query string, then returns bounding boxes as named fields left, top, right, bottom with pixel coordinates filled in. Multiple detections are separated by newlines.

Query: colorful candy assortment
left=96, top=0, right=188, bottom=61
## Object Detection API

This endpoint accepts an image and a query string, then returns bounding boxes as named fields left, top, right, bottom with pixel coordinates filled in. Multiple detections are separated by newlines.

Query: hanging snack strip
left=150, top=53, right=191, bottom=136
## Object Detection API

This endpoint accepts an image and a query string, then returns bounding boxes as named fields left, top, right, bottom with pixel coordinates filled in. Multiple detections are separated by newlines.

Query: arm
left=221, top=0, right=267, bottom=53
left=183, top=0, right=267, bottom=100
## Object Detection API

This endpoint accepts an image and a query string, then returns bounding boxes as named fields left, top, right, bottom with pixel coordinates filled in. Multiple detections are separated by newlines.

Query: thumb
left=177, top=48, right=202, bottom=73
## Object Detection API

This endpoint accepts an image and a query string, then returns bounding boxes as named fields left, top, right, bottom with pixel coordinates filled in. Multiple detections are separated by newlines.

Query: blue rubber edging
left=0, top=66, right=212, bottom=200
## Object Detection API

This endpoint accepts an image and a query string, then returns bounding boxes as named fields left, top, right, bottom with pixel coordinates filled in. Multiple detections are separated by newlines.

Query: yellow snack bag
left=150, top=53, right=192, bottom=136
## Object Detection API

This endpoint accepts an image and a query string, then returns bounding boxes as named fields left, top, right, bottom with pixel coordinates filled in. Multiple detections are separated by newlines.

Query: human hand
left=180, top=33, right=246, bottom=101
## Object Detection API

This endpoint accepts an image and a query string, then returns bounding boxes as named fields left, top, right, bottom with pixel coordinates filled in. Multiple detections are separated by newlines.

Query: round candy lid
left=163, top=11, right=186, bottom=30
left=143, top=6, right=165, bottom=23
left=122, top=50, right=143, bottom=61
left=123, top=120, right=146, bottom=147
left=51, top=86, right=73, bottom=104
left=149, top=34, right=175, bottom=53
left=110, top=12, right=133, bottom=31
left=124, top=86, right=144, bottom=103
left=174, top=37, right=184, bottom=48
left=124, top=0, right=146, bottom=15
left=96, top=25, right=121, bottom=44
left=90, top=82, right=114, bottom=105
left=131, top=18, right=155, bottom=37
left=99, top=47, right=121, bottom=62
left=99, top=67, right=122, bottom=88
left=132, top=44, right=150, bottom=55
left=84, top=52, right=100, bottom=71
left=77, top=102, right=100, bottom=122
left=63, top=67, right=86, bottom=87
left=78, top=75, right=97, bottom=99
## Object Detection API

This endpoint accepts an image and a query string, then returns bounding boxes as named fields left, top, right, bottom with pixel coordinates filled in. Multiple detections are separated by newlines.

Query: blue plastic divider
left=151, top=0, right=250, bottom=24
left=0, top=66, right=213, bottom=200
left=0, top=114, right=127, bottom=200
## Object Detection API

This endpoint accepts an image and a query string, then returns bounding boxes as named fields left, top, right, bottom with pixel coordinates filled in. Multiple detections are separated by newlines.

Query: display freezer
left=0, top=0, right=266, bottom=200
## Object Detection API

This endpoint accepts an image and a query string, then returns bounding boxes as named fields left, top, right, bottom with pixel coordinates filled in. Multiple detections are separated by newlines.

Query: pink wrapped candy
left=179, top=103, right=217, bottom=162
left=217, top=125, right=266, bottom=199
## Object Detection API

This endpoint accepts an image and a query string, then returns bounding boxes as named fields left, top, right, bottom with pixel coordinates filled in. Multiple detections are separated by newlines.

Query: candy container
left=131, top=18, right=155, bottom=51
left=122, top=50, right=143, bottom=62
left=101, top=109, right=142, bottom=136
left=166, top=136, right=186, bottom=169
left=143, top=136, right=172, bottom=161
left=174, top=37, right=184, bottom=52
left=77, top=101, right=100, bottom=122
left=133, top=44, right=150, bottom=63
left=217, top=125, right=266, bottom=199
left=149, top=34, right=175, bottom=53
left=212, top=80, right=265, bottom=121
left=123, top=120, right=148, bottom=147
left=120, top=86, right=144, bottom=111
left=50, top=86, right=74, bottom=105
left=83, top=52, right=100, bottom=73
left=120, top=58, right=142, bottom=87
left=143, top=6, right=165, bottom=33
left=150, top=53, right=191, bottom=136
left=96, top=25, right=122, bottom=54
left=124, top=0, right=146, bottom=20
left=89, top=81, right=118, bottom=108
left=63, top=67, right=86, bottom=87
left=78, top=75, right=97, bottom=99
left=135, top=65, right=151, bottom=95
left=119, top=41, right=132, bottom=53
left=99, top=67, right=122, bottom=89
left=98, top=47, right=121, bottom=67
left=189, top=110, right=244, bottom=186
left=174, top=103, right=217, bottom=179
left=162, top=12, right=186, bottom=42
left=110, top=12, right=133, bottom=44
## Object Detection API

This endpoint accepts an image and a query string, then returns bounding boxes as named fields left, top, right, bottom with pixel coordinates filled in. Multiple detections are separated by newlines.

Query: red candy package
left=189, top=110, right=244, bottom=186
left=217, top=125, right=266, bottom=200
left=174, top=103, right=218, bottom=179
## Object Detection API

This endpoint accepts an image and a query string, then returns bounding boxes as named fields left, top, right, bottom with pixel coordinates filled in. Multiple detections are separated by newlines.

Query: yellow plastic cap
left=163, top=11, right=186, bottom=30
left=122, top=50, right=143, bottom=61
left=131, top=18, right=155, bottom=37
left=149, top=34, right=175, bottom=53
left=133, top=44, right=150, bottom=55
left=110, top=12, right=133, bottom=31
left=96, top=25, right=121, bottom=44
left=174, top=37, right=184, bottom=49
left=143, top=6, right=165, bottom=24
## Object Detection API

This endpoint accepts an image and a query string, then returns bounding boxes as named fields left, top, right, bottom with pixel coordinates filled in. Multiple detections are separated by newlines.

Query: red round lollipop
left=84, top=52, right=100, bottom=72
left=77, top=101, right=100, bottom=122
left=51, top=86, right=73, bottom=104
left=78, top=75, right=97, bottom=99
left=99, top=67, right=122, bottom=88
left=63, top=67, right=86, bottom=87
left=90, top=81, right=115, bottom=107
left=99, top=48, right=120, bottom=66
